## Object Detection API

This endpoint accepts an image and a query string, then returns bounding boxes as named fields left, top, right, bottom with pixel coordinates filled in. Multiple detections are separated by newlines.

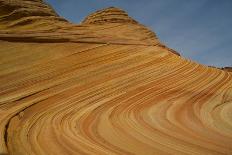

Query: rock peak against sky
left=0, top=0, right=181, bottom=56
left=0, top=0, right=179, bottom=55
left=45, top=0, right=232, bottom=67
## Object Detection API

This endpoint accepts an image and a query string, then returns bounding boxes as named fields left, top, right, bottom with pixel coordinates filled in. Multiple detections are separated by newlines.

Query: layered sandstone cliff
left=0, top=0, right=232, bottom=155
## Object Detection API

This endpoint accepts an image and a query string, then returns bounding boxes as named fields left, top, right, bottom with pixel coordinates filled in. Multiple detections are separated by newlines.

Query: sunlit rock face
left=0, top=0, right=232, bottom=155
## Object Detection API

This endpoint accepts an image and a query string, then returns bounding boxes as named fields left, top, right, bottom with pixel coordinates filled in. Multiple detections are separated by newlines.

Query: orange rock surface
left=0, top=0, right=232, bottom=155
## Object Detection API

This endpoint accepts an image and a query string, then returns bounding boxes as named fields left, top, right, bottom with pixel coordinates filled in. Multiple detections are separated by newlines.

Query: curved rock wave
left=0, top=0, right=231, bottom=155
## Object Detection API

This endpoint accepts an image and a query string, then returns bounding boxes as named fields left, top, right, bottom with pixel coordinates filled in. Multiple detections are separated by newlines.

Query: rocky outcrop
left=0, top=1, right=232, bottom=155
left=222, top=67, right=232, bottom=72
left=209, top=66, right=232, bottom=73
left=0, top=0, right=67, bottom=28
left=0, top=1, right=161, bottom=47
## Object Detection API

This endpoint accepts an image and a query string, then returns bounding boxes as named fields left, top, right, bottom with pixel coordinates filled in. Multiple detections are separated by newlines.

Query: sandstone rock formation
left=209, top=66, right=232, bottom=73
left=0, top=0, right=232, bottom=155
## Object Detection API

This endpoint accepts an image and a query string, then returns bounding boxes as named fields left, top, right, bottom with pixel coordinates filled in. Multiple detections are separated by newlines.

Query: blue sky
left=46, top=0, right=232, bottom=67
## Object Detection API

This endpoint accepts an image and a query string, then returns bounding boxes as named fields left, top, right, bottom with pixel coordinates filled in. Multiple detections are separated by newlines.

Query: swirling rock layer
left=0, top=0, right=232, bottom=155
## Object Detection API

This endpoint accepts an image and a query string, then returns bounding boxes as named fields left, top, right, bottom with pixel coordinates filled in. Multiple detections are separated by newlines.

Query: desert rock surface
left=0, top=0, right=232, bottom=155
